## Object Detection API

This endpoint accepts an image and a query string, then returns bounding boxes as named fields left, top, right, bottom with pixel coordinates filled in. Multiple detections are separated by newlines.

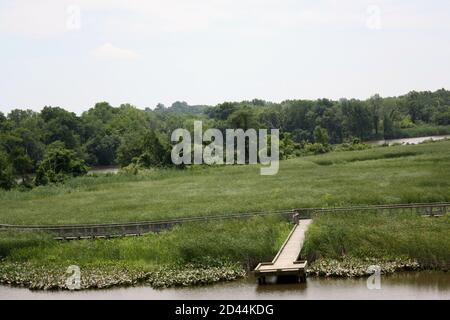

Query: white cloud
left=1, top=0, right=448, bottom=39
left=91, top=43, right=140, bottom=60
left=0, top=0, right=69, bottom=38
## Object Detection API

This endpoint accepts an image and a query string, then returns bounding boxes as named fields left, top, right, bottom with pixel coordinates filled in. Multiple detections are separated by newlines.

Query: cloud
left=91, top=43, right=140, bottom=60
left=0, top=0, right=69, bottom=38
left=0, top=0, right=448, bottom=39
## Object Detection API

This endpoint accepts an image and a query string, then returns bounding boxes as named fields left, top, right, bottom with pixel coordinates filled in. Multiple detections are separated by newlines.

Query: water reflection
left=367, top=135, right=450, bottom=146
left=0, top=272, right=449, bottom=300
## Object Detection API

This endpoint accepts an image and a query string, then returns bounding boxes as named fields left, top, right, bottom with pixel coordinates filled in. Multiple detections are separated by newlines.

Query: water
left=367, top=135, right=450, bottom=146
left=88, top=166, right=119, bottom=174
left=1, top=272, right=449, bottom=300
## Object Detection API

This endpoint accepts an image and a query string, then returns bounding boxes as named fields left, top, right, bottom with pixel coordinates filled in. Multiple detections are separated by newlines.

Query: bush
left=337, top=140, right=372, bottom=152
left=304, top=143, right=331, bottom=154
left=35, top=142, right=89, bottom=186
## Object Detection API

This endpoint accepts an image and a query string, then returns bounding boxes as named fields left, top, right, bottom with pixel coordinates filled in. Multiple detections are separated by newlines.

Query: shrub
left=35, top=142, right=89, bottom=186
left=304, top=143, right=331, bottom=154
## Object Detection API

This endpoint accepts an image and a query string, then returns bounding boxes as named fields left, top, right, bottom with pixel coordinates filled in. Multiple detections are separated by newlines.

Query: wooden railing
left=0, top=202, right=448, bottom=239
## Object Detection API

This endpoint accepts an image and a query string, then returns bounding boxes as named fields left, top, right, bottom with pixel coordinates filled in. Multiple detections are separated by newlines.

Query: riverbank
left=0, top=261, right=246, bottom=290
left=0, top=216, right=290, bottom=290
left=0, top=211, right=448, bottom=291
left=302, top=210, right=450, bottom=273
left=2, top=271, right=450, bottom=300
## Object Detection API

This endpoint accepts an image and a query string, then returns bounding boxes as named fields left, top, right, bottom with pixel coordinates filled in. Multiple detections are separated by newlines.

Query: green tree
left=117, top=129, right=171, bottom=168
left=313, top=126, right=329, bottom=145
left=229, top=107, right=258, bottom=130
left=35, top=142, right=89, bottom=186
left=40, top=106, right=82, bottom=149
left=341, top=99, right=373, bottom=140
left=84, top=133, right=120, bottom=165
left=369, top=94, right=382, bottom=136
left=0, top=150, right=15, bottom=190
left=383, top=113, right=395, bottom=139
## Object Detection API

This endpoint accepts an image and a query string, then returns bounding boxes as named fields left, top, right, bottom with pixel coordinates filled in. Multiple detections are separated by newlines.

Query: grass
left=1, top=140, right=450, bottom=225
left=0, top=216, right=291, bottom=289
left=1, top=216, right=290, bottom=268
left=302, top=210, right=450, bottom=269
left=396, top=125, right=450, bottom=138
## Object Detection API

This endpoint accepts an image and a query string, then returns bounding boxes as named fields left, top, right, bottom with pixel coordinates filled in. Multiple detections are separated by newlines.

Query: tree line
left=0, top=89, right=449, bottom=189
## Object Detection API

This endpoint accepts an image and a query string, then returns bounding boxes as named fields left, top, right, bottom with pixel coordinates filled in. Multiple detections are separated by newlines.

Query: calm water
left=88, top=166, right=119, bottom=174
left=367, top=135, right=450, bottom=146
left=1, top=272, right=449, bottom=300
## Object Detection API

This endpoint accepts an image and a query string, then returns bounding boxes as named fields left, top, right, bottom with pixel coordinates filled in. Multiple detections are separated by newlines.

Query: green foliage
left=173, top=216, right=290, bottom=267
left=35, top=142, right=89, bottom=186
left=383, top=113, right=395, bottom=139
left=302, top=211, right=450, bottom=269
left=0, top=89, right=449, bottom=185
left=3, top=217, right=290, bottom=270
left=313, top=126, right=329, bottom=145
left=0, top=231, right=53, bottom=258
left=2, top=140, right=449, bottom=225
left=279, top=132, right=301, bottom=159
left=304, top=143, right=331, bottom=154
left=433, top=108, right=450, bottom=125
left=396, top=125, right=450, bottom=138
left=336, top=139, right=372, bottom=152
left=228, top=106, right=258, bottom=130
left=0, top=150, right=15, bottom=190
left=117, top=129, right=172, bottom=168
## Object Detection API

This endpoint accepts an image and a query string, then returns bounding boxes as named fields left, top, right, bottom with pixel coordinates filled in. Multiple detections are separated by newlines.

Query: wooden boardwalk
left=254, top=219, right=312, bottom=284
left=0, top=202, right=447, bottom=239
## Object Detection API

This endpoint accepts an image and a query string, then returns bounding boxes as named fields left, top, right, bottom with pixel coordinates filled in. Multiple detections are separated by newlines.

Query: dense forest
left=1, top=89, right=450, bottom=189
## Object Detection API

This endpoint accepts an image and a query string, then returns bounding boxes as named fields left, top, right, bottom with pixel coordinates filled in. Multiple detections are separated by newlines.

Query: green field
left=0, top=217, right=290, bottom=289
left=1, top=141, right=450, bottom=289
left=1, top=140, right=450, bottom=225
left=302, top=210, right=450, bottom=270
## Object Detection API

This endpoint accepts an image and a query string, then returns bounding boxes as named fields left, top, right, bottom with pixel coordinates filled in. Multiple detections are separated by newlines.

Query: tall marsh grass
left=0, top=140, right=449, bottom=225
left=302, top=210, right=450, bottom=269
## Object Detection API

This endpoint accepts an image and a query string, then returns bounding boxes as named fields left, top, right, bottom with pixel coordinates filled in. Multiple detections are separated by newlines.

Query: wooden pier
left=254, top=219, right=312, bottom=284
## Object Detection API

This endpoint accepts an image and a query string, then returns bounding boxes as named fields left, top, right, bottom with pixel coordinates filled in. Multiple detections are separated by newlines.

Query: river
left=1, top=272, right=449, bottom=300
left=367, top=135, right=450, bottom=146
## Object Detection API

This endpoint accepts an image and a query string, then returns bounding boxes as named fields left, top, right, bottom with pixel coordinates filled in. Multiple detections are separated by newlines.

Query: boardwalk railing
left=0, top=202, right=448, bottom=239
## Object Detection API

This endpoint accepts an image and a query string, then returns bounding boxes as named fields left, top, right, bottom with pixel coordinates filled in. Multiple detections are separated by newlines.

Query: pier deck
left=254, top=219, right=312, bottom=283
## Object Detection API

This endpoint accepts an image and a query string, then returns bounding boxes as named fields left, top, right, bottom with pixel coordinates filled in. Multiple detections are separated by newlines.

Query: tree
left=229, top=107, right=258, bottom=130
left=258, top=108, right=285, bottom=130
left=279, top=133, right=300, bottom=159
left=319, top=106, right=343, bottom=143
left=136, top=130, right=171, bottom=167
left=40, top=106, right=82, bottom=149
left=35, top=142, right=89, bottom=186
left=117, top=129, right=171, bottom=168
left=369, top=94, right=382, bottom=135
left=84, top=133, right=120, bottom=165
left=291, top=129, right=311, bottom=143
left=0, top=150, right=15, bottom=190
left=206, top=102, right=238, bottom=120
left=383, top=113, right=395, bottom=139
left=341, top=99, right=373, bottom=140
left=314, top=126, right=329, bottom=145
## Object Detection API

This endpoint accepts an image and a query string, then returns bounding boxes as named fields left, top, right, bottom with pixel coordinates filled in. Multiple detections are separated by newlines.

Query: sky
left=0, top=0, right=449, bottom=114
